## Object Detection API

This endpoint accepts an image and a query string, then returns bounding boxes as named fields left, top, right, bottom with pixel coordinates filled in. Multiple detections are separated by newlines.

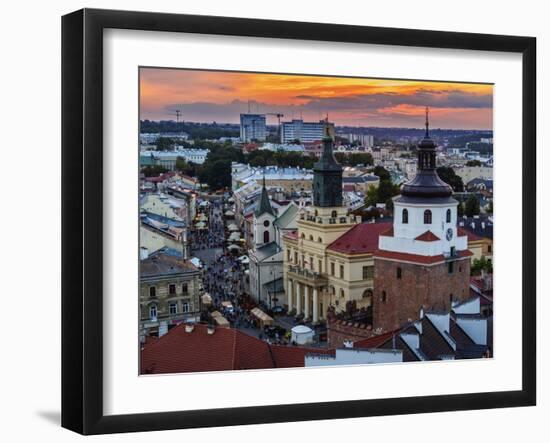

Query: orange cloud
left=139, top=68, right=493, bottom=129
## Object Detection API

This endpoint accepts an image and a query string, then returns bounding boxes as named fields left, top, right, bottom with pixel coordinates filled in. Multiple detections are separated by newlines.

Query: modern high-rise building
left=240, top=114, right=267, bottom=142
left=280, top=119, right=335, bottom=143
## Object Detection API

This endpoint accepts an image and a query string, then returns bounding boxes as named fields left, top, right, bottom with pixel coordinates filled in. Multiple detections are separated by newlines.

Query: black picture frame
left=62, top=8, right=537, bottom=435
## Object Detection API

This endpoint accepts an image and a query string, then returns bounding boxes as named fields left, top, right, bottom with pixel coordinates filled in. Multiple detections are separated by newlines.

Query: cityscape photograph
left=138, top=68, right=494, bottom=375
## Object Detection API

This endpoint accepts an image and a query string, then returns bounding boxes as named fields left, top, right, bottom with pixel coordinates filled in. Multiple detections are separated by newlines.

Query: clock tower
left=372, top=109, right=472, bottom=332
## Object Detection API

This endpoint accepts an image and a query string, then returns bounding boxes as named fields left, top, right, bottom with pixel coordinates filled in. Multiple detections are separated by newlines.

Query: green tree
left=457, top=201, right=465, bottom=217
left=377, top=180, right=400, bottom=203
left=365, top=186, right=378, bottom=207
left=465, top=194, right=480, bottom=217
left=373, top=166, right=391, bottom=182
left=175, top=157, right=198, bottom=176
left=348, top=153, right=373, bottom=166
left=471, top=256, right=493, bottom=275
left=436, top=166, right=464, bottom=192
left=156, top=137, right=175, bottom=151
left=141, top=165, right=167, bottom=177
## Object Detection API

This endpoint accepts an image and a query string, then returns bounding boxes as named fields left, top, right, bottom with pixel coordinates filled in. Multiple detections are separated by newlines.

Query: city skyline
left=140, top=68, right=493, bottom=130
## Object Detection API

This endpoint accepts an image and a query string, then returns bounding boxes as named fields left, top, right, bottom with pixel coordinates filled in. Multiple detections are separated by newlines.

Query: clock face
left=446, top=228, right=453, bottom=241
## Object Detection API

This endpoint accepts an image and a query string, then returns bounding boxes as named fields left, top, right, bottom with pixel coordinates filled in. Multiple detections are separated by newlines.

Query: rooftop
left=327, top=222, right=392, bottom=255
left=141, top=323, right=334, bottom=374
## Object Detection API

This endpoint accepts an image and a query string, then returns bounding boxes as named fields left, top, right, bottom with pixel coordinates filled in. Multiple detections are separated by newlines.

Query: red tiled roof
left=458, top=227, right=482, bottom=241
left=415, top=230, right=440, bottom=242
left=353, top=330, right=398, bottom=348
left=374, top=248, right=472, bottom=264
left=380, top=226, right=394, bottom=237
left=284, top=230, right=299, bottom=240
left=141, top=324, right=273, bottom=374
left=327, top=222, right=392, bottom=255
left=141, top=323, right=336, bottom=374
left=270, top=346, right=334, bottom=368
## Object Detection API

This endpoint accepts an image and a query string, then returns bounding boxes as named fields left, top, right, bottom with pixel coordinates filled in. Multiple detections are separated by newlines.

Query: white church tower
left=379, top=108, right=468, bottom=257
left=373, top=108, right=472, bottom=333
left=253, top=175, right=276, bottom=247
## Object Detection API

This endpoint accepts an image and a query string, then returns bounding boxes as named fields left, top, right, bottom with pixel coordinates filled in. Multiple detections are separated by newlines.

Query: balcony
left=288, top=265, right=328, bottom=287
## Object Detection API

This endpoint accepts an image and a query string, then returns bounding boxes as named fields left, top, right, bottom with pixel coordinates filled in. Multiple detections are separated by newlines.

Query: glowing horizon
left=139, top=68, right=493, bottom=130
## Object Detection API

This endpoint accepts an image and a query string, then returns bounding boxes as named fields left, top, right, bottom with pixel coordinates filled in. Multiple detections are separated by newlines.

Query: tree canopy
left=436, top=166, right=464, bottom=192
left=465, top=194, right=481, bottom=217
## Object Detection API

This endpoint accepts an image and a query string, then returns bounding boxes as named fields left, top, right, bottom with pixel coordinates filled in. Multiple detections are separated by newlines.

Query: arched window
left=340, top=289, right=345, bottom=298
left=300, top=232, right=305, bottom=239
left=424, top=209, right=432, bottom=224
left=396, top=267, right=402, bottom=279
left=446, top=208, right=451, bottom=223
left=331, top=210, right=337, bottom=218
left=309, top=235, right=314, bottom=241
left=263, top=230, right=270, bottom=243
left=402, top=208, right=409, bottom=224
left=318, top=237, right=322, bottom=243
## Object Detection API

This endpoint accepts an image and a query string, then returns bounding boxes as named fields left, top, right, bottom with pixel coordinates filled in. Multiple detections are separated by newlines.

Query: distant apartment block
left=240, top=114, right=267, bottom=142
left=280, top=119, right=334, bottom=143
left=342, top=133, right=374, bottom=148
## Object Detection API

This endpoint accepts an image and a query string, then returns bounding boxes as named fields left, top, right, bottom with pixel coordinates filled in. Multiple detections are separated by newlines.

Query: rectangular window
left=318, top=260, right=322, bottom=273
left=330, top=262, right=335, bottom=276
left=182, top=302, right=190, bottom=313
left=310, top=256, right=314, bottom=270
left=169, top=303, right=177, bottom=315
left=169, top=284, right=176, bottom=294
left=339, top=265, right=344, bottom=279
left=287, top=250, right=291, bottom=261
left=448, top=261, right=454, bottom=274
left=149, top=286, right=156, bottom=298
left=182, top=283, right=188, bottom=294
left=362, top=266, right=374, bottom=279
left=294, top=252, right=298, bottom=263
left=149, top=305, right=157, bottom=319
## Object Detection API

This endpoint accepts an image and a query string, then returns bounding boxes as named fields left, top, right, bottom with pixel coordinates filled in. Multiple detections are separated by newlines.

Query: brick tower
left=373, top=109, right=472, bottom=333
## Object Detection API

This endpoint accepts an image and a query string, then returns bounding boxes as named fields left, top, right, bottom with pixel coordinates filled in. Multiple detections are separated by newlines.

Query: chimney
left=343, top=340, right=353, bottom=348
left=185, top=324, right=194, bottom=333
left=207, top=324, right=216, bottom=335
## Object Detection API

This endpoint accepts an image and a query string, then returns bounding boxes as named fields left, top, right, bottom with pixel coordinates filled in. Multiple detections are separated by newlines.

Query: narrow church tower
left=253, top=174, right=276, bottom=247
left=373, top=109, right=472, bottom=332
left=313, top=118, right=343, bottom=208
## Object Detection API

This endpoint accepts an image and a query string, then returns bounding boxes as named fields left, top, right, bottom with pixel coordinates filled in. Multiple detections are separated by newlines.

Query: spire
left=312, top=117, right=343, bottom=207
left=255, top=171, right=275, bottom=217
left=425, top=106, right=429, bottom=138
left=400, top=108, right=452, bottom=200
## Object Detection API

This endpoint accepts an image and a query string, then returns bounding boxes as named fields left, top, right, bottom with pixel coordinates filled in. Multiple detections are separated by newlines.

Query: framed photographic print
left=61, top=8, right=536, bottom=435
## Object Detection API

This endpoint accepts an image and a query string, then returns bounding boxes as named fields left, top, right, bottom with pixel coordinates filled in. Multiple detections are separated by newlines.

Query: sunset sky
left=140, top=68, right=493, bottom=130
